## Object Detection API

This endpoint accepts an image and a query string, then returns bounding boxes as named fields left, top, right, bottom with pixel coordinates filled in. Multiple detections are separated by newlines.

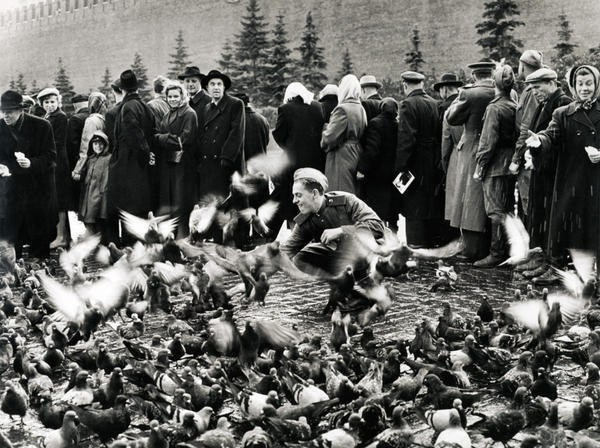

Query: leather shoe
left=473, top=254, right=504, bottom=268
left=533, top=267, right=561, bottom=286
left=453, top=253, right=476, bottom=263
left=514, top=253, right=546, bottom=272
left=522, top=263, right=549, bottom=279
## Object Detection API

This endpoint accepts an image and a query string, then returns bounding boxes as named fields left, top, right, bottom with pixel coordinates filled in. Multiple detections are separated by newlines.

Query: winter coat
left=0, top=113, right=58, bottom=246
left=74, top=113, right=105, bottom=176
left=362, top=93, right=383, bottom=122
left=104, top=103, right=119, bottom=150
left=475, top=94, right=518, bottom=178
left=196, top=93, right=246, bottom=199
left=512, top=86, right=540, bottom=165
left=147, top=96, right=170, bottom=123
left=527, top=88, right=572, bottom=249
left=534, top=101, right=600, bottom=259
left=66, top=107, right=89, bottom=210
left=106, top=92, right=156, bottom=218
left=319, top=94, right=338, bottom=123
left=79, top=131, right=111, bottom=223
left=358, top=102, right=399, bottom=224
left=395, top=89, right=443, bottom=220
left=46, top=109, right=71, bottom=211
left=272, top=98, right=325, bottom=221
left=189, top=90, right=211, bottom=123
left=446, top=79, right=495, bottom=232
left=243, top=106, right=270, bottom=161
left=155, top=102, right=197, bottom=218
left=322, top=98, right=367, bottom=194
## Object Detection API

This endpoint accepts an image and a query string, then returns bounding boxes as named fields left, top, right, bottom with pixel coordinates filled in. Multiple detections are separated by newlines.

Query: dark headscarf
left=379, top=97, right=399, bottom=121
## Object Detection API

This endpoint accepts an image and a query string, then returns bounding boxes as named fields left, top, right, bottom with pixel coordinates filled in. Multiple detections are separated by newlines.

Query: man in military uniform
left=395, top=71, right=443, bottom=248
left=473, top=65, right=518, bottom=267
left=446, top=61, right=496, bottom=261
left=281, top=168, right=384, bottom=278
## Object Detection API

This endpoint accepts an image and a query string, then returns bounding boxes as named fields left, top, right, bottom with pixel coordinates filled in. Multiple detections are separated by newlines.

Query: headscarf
left=337, top=74, right=361, bottom=103
left=88, top=92, right=107, bottom=114
left=283, top=82, right=314, bottom=105
left=379, top=97, right=399, bottom=121
left=493, top=65, right=515, bottom=93
left=567, top=65, right=600, bottom=110
left=164, top=80, right=189, bottom=109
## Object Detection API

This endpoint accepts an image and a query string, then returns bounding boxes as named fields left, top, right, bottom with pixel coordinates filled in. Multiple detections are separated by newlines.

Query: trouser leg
left=482, top=175, right=515, bottom=259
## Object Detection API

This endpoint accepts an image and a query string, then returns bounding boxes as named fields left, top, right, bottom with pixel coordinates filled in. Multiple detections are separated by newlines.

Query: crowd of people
left=0, top=47, right=599, bottom=285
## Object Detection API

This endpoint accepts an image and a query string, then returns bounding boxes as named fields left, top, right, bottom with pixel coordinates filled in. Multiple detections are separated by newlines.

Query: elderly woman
left=526, top=65, right=600, bottom=282
left=38, top=87, right=68, bottom=249
left=155, top=81, right=197, bottom=231
left=73, top=92, right=108, bottom=181
left=321, top=74, right=367, bottom=194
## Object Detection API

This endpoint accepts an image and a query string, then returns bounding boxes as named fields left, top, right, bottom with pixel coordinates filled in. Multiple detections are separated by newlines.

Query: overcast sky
left=0, top=0, right=29, bottom=13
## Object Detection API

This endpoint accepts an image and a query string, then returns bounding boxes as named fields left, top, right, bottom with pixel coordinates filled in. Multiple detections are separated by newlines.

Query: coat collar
left=564, top=99, right=600, bottom=129
left=123, top=92, right=141, bottom=102
left=190, top=90, right=208, bottom=105
left=368, top=93, right=382, bottom=100
left=407, top=89, right=425, bottom=98
left=204, top=93, right=231, bottom=125
left=473, top=79, right=494, bottom=88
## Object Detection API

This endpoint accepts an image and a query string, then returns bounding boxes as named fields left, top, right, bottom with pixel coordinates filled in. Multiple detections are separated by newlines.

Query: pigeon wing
left=39, top=273, right=86, bottom=326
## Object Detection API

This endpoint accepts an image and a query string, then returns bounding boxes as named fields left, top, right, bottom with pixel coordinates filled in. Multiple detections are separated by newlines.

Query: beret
left=519, top=50, right=544, bottom=69
left=71, top=93, right=89, bottom=103
left=293, top=168, right=329, bottom=191
left=400, top=71, right=425, bottom=82
left=493, top=65, right=515, bottom=91
left=525, top=67, right=558, bottom=83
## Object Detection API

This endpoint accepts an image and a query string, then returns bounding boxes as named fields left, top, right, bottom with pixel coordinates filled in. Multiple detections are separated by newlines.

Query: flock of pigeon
left=0, top=168, right=598, bottom=447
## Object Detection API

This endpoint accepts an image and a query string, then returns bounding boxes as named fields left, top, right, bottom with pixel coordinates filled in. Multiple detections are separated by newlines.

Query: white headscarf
left=338, top=74, right=361, bottom=103
left=283, top=82, right=314, bottom=105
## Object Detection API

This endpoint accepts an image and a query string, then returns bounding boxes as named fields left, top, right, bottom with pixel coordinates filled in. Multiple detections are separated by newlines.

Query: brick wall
left=1, top=0, right=599, bottom=94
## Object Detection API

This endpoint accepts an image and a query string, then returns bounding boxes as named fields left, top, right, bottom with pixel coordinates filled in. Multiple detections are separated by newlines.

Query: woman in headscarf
left=73, top=92, right=108, bottom=181
left=526, top=65, right=600, bottom=278
left=270, top=82, right=325, bottom=233
left=154, top=80, right=197, bottom=233
left=358, top=97, right=399, bottom=226
left=321, top=74, right=367, bottom=194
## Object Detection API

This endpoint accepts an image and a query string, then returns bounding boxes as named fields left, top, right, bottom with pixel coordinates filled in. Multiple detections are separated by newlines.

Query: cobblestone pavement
left=0, top=255, right=589, bottom=447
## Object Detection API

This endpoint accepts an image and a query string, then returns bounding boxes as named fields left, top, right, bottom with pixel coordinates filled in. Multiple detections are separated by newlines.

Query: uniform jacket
left=534, top=101, right=600, bottom=257
left=395, top=89, right=443, bottom=220
left=476, top=93, right=518, bottom=178
left=322, top=98, right=367, bottom=194
left=445, top=79, right=495, bottom=232
left=107, top=92, right=156, bottom=217
left=362, top=93, right=383, bottom=122
left=281, top=191, right=384, bottom=258
left=243, top=106, right=270, bottom=161
left=196, top=93, right=246, bottom=197
left=0, top=113, right=57, bottom=243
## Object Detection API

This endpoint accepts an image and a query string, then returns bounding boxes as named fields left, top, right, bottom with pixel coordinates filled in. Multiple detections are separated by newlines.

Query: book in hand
left=392, top=171, right=415, bottom=194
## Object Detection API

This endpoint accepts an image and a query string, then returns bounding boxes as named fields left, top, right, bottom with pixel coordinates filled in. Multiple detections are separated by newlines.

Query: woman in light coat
left=73, top=92, right=108, bottom=180
left=321, top=74, right=367, bottom=194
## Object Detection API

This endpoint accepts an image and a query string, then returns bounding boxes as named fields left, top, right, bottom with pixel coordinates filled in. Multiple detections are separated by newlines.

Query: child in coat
left=78, top=130, right=111, bottom=243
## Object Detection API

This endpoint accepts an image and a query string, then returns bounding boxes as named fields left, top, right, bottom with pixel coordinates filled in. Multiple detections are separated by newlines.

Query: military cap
left=493, top=65, right=515, bottom=91
left=400, top=71, right=425, bottom=82
left=71, top=93, right=89, bottom=104
left=293, top=168, right=329, bottom=192
left=467, top=61, right=496, bottom=74
left=519, top=50, right=544, bottom=69
left=525, top=67, right=557, bottom=83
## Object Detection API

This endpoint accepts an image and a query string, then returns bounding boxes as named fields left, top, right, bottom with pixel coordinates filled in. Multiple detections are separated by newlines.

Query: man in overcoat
left=395, top=71, right=443, bottom=248
left=446, top=61, right=496, bottom=261
left=234, top=93, right=270, bottom=161
left=360, top=75, right=383, bottom=122
left=196, top=69, right=246, bottom=200
left=0, top=90, right=58, bottom=258
left=473, top=65, right=518, bottom=267
left=106, top=70, right=157, bottom=244
left=179, top=66, right=211, bottom=123
left=66, top=93, right=89, bottom=210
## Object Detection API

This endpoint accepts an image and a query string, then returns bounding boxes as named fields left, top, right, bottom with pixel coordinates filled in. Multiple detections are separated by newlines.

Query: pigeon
left=42, top=410, right=80, bottom=448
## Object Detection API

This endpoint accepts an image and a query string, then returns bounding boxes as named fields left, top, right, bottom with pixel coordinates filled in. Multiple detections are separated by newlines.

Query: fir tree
left=266, top=14, right=295, bottom=105
left=337, top=48, right=354, bottom=80
left=218, top=39, right=237, bottom=76
left=552, top=13, right=578, bottom=82
left=405, top=25, right=425, bottom=72
left=98, top=67, right=112, bottom=97
left=475, top=0, right=525, bottom=67
left=232, top=0, right=270, bottom=104
left=131, top=52, right=150, bottom=101
left=296, top=11, right=327, bottom=92
left=167, top=30, right=191, bottom=79
left=15, top=73, right=27, bottom=94
left=55, top=57, right=75, bottom=105
left=8, top=79, right=16, bottom=90
left=29, top=79, right=38, bottom=96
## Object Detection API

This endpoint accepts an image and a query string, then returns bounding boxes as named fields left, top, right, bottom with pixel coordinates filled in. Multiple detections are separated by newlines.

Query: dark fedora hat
left=202, top=69, right=232, bottom=90
left=178, top=66, right=205, bottom=81
left=119, top=69, right=138, bottom=90
left=0, top=90, right=27, bottom=111
left=433, top=73, right=464, bottom=91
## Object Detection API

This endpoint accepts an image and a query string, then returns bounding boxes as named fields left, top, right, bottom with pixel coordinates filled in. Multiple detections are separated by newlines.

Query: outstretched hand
left=525, top=129, right=541, bottom=148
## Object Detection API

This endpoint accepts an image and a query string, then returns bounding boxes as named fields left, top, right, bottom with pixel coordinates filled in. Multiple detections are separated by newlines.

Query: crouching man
left=280, top=168, right=385, bottom=280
